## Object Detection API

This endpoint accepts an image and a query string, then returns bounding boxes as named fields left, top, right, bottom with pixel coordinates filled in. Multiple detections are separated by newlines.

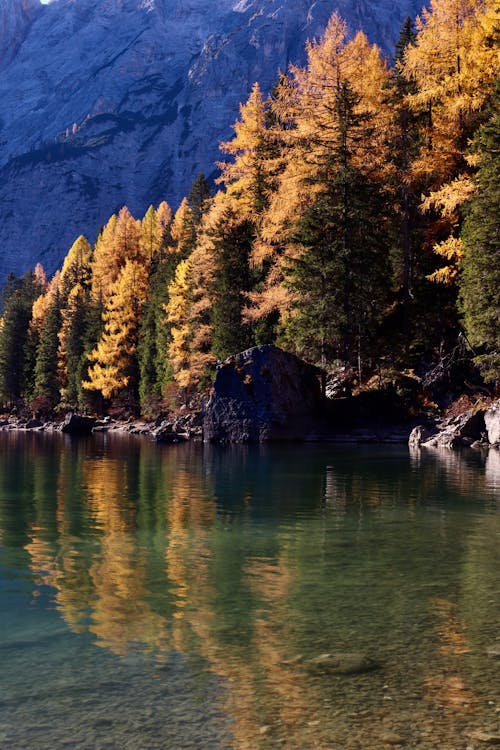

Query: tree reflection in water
left=0, top=432, right=499, bottom=750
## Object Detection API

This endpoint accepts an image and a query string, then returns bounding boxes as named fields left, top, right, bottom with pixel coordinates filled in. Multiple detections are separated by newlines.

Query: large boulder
left=204, top=345, right=324, bottom=443
left=61, top=413, right=96, bottom=434
left=485, top=400, right=500, bottom=445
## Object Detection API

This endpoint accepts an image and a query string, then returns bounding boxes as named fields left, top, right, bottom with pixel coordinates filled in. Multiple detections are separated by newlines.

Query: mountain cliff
left=0, top=0, right=423, bottom=281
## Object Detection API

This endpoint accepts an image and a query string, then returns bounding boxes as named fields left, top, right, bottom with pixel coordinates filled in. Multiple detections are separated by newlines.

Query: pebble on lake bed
left=304, top=652, right=380, bottom=675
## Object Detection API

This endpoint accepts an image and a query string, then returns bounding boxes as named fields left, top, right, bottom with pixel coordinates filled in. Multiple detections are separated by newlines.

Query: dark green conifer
left=210, top=212, right=254, bottom=361
left=0, top=271, right=44, bottom=406
left=32, top=291, right=62, bottom=412
left=459, top=86, right=500, bottom=382
left=282, top=80, right=391, bottom=374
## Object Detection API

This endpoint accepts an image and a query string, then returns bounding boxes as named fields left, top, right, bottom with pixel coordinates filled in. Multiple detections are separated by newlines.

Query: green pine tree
left=187, top=172, right=212, bottom=227
left=32, top=291, right=62, bottom=413
left=209, top=211, right=254, bottom=361
left=0, top=271, right=44, bottom=406
left=282, top=80, right=391, bottom=375
left=459, top=85, right=500, bottom=382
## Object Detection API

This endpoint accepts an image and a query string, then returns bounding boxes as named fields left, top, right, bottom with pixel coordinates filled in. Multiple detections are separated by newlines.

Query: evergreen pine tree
left=58, top=283, right=89, bottom=409
left=0, top=271, right=44, bottom=406
left=459, top=86, right=500, bottom=381
left=282, top=80, right=391, bottom=374
left=32, top=291, right=62, bottom=413
left=209, top=211, right=254, bottom=361
left=187, top=173, right=211, bottom=227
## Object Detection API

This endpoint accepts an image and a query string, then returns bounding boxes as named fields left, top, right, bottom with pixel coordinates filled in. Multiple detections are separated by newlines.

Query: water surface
left=1, top=432, right=499, bottom=749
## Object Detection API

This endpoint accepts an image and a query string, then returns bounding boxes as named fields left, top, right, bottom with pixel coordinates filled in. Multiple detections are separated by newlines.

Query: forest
left=0, top=0, right=498, bottom=418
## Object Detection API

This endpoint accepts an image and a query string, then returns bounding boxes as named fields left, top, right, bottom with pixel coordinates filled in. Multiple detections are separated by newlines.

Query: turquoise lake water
left=0, top=432, right=499, bottom=749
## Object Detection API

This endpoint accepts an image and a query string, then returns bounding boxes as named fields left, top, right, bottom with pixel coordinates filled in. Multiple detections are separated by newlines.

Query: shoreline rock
left=204, top=345, right=324, bottom=443
left=409, top=399, right=500, bottom=450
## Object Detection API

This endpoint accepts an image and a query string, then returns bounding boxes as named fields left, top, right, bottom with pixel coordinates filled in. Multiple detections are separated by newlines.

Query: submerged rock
left=304, top=652, right=380, bottom=676
left=204, top=345, right=324, bottom=443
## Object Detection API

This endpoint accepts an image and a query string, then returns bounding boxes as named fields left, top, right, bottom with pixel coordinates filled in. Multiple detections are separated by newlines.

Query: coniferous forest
left=0, top=0, right=498, bottom=418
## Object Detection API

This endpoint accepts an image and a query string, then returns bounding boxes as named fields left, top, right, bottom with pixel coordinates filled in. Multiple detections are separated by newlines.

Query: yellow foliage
left=421, top=174, right=476, bottom=216
left=31, top=271, right=61, bottom=330
left=156, top=200, right=172, bottom=233
left=170, top=198, right=194, bottom=253
left=91, top=207, right=144, bottom=306
left=140, top=205, right=163, bottom=261
left=403, top=0, right=498, bottom=184
left=217, top=81, right=272, bottom=220
left=84, top=260, right=149, bottom=399
left=427, top=236, right=465, bottom=284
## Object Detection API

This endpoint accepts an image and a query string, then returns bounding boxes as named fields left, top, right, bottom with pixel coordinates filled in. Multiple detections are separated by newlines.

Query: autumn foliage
left=0, top=0, right=498, bottom=414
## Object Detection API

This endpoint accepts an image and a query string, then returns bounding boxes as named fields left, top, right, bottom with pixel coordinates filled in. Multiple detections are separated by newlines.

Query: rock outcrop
left=204, top=345, right=324, bottom=443
left=485, top=401, right=500, bottom=445
left=0, top=0, right=423, bottom=284
left=408, top=404, right=496, bottom=449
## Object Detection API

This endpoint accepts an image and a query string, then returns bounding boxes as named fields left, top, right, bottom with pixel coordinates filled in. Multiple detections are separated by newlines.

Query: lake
left=1, top=432, right=499, bottom=749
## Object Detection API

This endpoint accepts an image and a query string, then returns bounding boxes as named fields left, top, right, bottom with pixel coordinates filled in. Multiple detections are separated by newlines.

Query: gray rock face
left=0, top=0, right=40, bottom=66
left=485, top=400, right=500, bottom=445
left=409, top=409, right=487, bottom=449
left=0, top=0, right=423, bottom=283
left=204, top=345, right=323, bottom=442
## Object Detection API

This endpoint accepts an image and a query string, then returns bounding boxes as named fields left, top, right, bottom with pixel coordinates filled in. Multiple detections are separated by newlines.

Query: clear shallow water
left=0, top=433, right=499, bottom=750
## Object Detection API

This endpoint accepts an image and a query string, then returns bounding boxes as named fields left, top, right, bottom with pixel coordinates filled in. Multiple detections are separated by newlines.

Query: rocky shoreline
left=409, top=399, right=500, bottom=451
left=0, top=410, right=204, bottom=443
left=1, top=345, right=498, bottom=450
left=1, top=398, right=499, bottom=452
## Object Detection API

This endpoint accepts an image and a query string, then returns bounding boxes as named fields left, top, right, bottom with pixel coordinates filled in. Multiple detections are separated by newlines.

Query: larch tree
left=59, top=235, right=93, bottom=301
left=55, top=235, right=94, bottom=409
left=83, top=259, right=149, bottom=409
left=138, top=198, right=199, bottom=412
left=165, top=258, right=195, bottom=389
left=402, top=0, right=498, bottom=284
left=217, top=81, right=274, bottom=219
left=247, top=14, right=393, bottom=350
left=140, top=205, right=164, bottom=263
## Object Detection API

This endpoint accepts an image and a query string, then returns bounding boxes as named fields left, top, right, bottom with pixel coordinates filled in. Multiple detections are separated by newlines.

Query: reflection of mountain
left=1, top=434, right=499, bottom=748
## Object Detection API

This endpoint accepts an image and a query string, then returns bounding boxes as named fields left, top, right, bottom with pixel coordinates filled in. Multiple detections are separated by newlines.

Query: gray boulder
left=485, top=400, right=500, bottom=445
left=204, top=345, right=323, bottom=443
left=415, top=408, right=486, bottom=449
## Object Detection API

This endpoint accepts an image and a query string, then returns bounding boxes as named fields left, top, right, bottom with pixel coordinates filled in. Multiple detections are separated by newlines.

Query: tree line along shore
left=0, top=1, right=498, bottom=423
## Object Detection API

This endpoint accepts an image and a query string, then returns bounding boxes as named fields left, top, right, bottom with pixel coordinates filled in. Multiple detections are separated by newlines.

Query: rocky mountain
left=0, top=0, right=424, bottom=283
